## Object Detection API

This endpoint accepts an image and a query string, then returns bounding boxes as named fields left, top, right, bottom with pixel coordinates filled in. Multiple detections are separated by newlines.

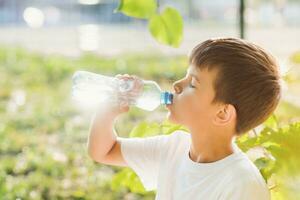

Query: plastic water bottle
left=71, top=71, right=173, bottom=111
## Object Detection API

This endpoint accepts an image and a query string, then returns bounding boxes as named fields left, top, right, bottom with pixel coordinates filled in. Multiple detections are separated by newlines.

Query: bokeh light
left=23, top=7, right=45, bottom=28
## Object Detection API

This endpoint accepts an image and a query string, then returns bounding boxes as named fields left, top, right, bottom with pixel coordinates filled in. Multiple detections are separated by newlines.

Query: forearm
left=87, top=111, right=119, bottom=161
left=86, top=74, right=134, bottom=162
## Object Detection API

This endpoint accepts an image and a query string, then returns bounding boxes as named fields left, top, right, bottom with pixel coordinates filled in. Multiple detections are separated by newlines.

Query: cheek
left=173, top=92, right=212, bottom=123
left=171, top=92, right=198, bottom=120
left=176, top=91, right=193, bottom=108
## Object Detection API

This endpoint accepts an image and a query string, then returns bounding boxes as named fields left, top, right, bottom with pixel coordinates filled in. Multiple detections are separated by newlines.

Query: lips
left=166, top=93, right=175, bottom=109
left=166, top=102, right=174, bottom=110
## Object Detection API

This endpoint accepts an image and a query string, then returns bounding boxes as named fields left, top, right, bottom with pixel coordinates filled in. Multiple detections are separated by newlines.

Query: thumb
left=118, top=101, right=130, bottom=113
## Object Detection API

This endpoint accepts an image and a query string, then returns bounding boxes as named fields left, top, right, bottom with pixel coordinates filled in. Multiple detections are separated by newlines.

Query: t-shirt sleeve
left=221, top=177, right=271, bottom=200
left=118, top=134, right=172, bottom=191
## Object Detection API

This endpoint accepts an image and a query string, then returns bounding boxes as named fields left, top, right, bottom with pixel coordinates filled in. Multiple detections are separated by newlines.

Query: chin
left=166, top=111, right=181, bottom=125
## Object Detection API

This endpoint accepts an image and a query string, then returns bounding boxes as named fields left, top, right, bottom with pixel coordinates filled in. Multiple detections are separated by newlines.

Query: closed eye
left=189, top=83, right=196, bottom=88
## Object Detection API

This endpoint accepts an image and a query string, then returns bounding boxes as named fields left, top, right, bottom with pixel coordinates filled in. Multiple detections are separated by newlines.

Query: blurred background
left=0, top=0, right=300, bottom=199
left=1, top=0, right=300, bottom=57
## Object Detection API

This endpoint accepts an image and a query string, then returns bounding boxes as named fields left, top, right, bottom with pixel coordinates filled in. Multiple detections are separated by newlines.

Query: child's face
left=167, top=65, right=219, bottom=130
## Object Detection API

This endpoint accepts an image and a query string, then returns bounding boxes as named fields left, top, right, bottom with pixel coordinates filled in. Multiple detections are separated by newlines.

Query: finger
left=131, top=75, right=142, bottom=83
left=115, top=74, right=122, bottom=79
left=119, top=101, right=130, bottom=112
left=120, top=105, right=130, bottom=113
left=121, top=74, right=129, bottom=78
left=116, top=74, right=131, bottom=80
left=123, top=74, right=135, bottom=80
left=119, top=100, right=129, bottom=107
left=131, top=76, right=143, bottom=91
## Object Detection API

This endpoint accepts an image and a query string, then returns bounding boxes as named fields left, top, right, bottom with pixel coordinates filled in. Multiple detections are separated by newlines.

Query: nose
left=172, top=80, right=182, bottom=94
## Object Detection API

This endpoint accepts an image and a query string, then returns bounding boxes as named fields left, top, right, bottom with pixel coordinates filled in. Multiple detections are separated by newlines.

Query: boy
left=87, top=38, right=281, bottom=199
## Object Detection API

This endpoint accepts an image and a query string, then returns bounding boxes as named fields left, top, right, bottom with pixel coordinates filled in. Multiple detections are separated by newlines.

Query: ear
left=213, top=104, right=236, bottom=126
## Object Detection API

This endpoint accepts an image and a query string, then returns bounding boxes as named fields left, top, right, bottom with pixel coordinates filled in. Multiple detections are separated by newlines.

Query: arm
left=87, top=74, right=140, bottom=167
left=87, top=110, right=128, bottom=167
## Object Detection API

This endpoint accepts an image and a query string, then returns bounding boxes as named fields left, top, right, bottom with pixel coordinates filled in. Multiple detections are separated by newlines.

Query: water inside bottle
left=135, top=97, right=160, bottom=111
left=72, top=82, right=117, bottom=110
left=134, top=82, right=161, bottom=111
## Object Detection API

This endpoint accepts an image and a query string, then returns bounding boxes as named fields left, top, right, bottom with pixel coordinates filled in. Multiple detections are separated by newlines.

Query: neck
left=188, top=128, right=235, bottom=163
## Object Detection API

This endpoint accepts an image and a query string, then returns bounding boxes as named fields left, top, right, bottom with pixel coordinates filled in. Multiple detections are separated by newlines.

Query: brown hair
left=189, top=38, right=281, bottom=134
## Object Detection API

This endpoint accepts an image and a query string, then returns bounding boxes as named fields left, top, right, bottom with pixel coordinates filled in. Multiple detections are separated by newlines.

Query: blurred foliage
left=236, top=122, right=300, bottom=200
left=290, top=51, right=300, bottom=64
left=115, top=0, right=183, bottom=47
left=0, top=46, right=187, bottom=199
left=0, top=46, right=300, bottom=199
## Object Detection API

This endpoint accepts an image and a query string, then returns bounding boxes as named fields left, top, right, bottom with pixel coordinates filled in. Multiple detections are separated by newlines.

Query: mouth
left=166, top=95, right=175, bottom=110
left=166, top=104, right=172, bottom=110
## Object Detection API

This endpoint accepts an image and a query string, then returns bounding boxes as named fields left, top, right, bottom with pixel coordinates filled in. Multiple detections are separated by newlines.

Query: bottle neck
left=160, top=92, right=173, bottom=105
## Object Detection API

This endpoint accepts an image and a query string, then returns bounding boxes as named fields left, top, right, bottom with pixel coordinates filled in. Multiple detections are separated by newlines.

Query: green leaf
left=129, top=120, right=188, bottom=137
left=115, top=0, right=157, bottom=19
left=251, top=122, right=300, bottom=178
left=263, top=114, right=279, bottom=130
left=161, top=119, right=188, bottom=135
left=129, top=121, right=161, bottom=137
left=254, top=157, right=276, bottom=182
left=236, top=133, right=258, bottom=152
left=72, top=190, right=85, bottom=198
left=148, top=7, right=183, bottom=47
left=111, top=168, right=146, bottom=194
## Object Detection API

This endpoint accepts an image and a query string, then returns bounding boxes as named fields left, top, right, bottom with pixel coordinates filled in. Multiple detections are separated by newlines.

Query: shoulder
left=167, top=130, right=191, bottom=145
left=223, top=153, right=269, bottom=191
left=220, top=155, right=270, bottom=199
left=169, top=129, right=190, bottom=138
left=160, top=130, right=190, bottom=156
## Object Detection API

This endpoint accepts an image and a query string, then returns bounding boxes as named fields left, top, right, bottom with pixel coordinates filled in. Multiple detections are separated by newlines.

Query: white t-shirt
left=119, top=130, right=270, bottom=200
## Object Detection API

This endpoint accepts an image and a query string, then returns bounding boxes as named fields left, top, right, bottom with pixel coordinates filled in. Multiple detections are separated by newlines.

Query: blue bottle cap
left=160, top=91, right=173, bottom=105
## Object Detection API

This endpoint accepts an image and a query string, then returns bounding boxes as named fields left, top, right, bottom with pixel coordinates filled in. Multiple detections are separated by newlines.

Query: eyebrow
left=187, top=68, right=200, bottom=83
